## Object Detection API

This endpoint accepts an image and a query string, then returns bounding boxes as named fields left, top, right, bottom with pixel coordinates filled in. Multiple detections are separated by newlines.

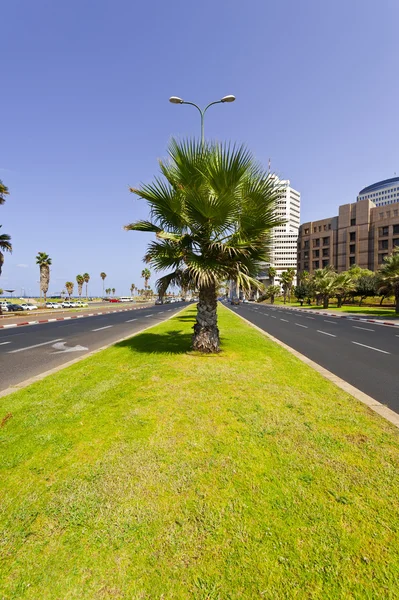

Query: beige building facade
left=297, top=198, right=399, bottom=275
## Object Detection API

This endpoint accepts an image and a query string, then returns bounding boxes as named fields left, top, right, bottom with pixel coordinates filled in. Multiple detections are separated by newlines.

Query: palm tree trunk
left=395, top=284, right=399, bottom=315
left=323, top=295, right=329, bottom=309
left=192, top=283, right=220, bottom=353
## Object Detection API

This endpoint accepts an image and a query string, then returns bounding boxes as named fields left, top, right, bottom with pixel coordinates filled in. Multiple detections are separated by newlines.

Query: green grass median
left=1, top=305, right=399, bottom=599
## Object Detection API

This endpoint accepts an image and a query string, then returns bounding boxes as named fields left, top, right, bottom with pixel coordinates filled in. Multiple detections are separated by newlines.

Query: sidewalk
left=275, top=304, right=399, bottom=327
left=0, top=302, right=154, bottom=329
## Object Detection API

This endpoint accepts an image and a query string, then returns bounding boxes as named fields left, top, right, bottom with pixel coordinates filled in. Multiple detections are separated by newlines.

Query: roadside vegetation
left=1, top=305, right=399, bottom=599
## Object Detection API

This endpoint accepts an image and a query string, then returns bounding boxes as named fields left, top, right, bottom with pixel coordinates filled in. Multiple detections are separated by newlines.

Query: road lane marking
left=317, top=330, right=336, bottom=337
left=353, top=326, right=375, bottom=332
left=167, top=309, right=172, bottom=312
left=145, top=315, right=152, bottom=318
left=0, top=341, right=11, bottom=346
left=158, top=311, right=164, bottom=314
left=52, top=342, right=88, bottom=353
left=92, top=325, right=113, bottom=332
left=280, top=318, right=289, bottom=322
left=352, top=341, right=390, bottom=354
left=126, top=318, right=137, bottom=322
left=8, top=338, right=63, bottom=354
left=295, top=323, right=308, bottom=328
left=324, top=320, right=337, bottom=324
left=306, top=316, right=315, bottom=319
left=271, top=316, right=277, bottom=319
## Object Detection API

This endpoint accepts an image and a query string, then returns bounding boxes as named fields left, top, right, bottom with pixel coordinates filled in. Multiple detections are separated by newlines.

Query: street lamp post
left=169, top=95, right=235, bottom=144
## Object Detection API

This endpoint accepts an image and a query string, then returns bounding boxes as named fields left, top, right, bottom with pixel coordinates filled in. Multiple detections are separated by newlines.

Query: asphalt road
left=0, top=303, right=185, bottom=392
left=227, top=303, right=399, bottom=413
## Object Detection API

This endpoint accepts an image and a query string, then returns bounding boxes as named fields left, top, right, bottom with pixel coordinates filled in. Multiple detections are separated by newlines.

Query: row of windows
left=363, top=188, right=399, bottom=198
left=379, top=239, right=399, bottom=250
left=379, top=224, right=399, bottom=236
left=303, top=237, right=331, bottom=249
left=379, top=209, right=399, bottom=219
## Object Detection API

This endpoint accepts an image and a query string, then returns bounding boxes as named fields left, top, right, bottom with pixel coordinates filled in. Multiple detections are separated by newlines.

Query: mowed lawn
left=1, top=306, right=399, bottom=599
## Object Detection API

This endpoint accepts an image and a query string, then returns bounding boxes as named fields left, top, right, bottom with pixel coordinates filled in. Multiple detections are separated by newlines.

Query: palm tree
left=76, top=274, right=84, bottom=297
left=125, top=138, right=282, bottom=353
left=268, top=266, right=276, bottom=286
left=130, top=283, right=135, bottom=296
left=112, top=287, right=115, bottom=296
left=65, top=281, right=74, bottom=298
left=332, top=272, right=356, bottom=308
left=36, top=252, right=52, bottom=303
left=83, top=273, right=90, bottom=300
left=265, top=284, right=281, bottom=304
left=0, top=180, right=9, bottom=205
left=0, top=181, right=12, bottom=277
left=100, top=272, right=107, bottom=296
left=141, top=268, right=151, bottom=290
left=0, top=226, right=12, bottom=277
left=280, top=268, right=295, bottom=304
left=313, top=266, right=337, bottom=309
left=378, top=249, right=399, bottom=314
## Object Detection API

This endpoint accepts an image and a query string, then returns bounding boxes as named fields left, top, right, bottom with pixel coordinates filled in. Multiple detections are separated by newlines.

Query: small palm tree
left=379, top=249, right=399, bottom=314
left=76, top=274, right=84, bottom=297
left=65, top=281, right=74, bottom=298
left=141, top=268, right=151, bottom=290
left=280, top=269, right=295, bottom=304
left=112, top=287, right=115, bottom=296
left=83, top=273, right=90, bottom=300
left=125, top=138, right=282, bottom=353
left=130, top=283, right=135, bottom=296
left=268, top=266, right=277, bottom=286
left=36, top=252, right=52, bottom=303
left=0, top=180, right=9, bottom=205
left=313, top=266, right=337, bottom=309
left=266, top=284, right=281, bottom=304
left=100, top=272, right=107, bottom=296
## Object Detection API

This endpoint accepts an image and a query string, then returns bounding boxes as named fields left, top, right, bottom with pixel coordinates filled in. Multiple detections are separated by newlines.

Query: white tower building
left=258, top=178, right=301, bottom=288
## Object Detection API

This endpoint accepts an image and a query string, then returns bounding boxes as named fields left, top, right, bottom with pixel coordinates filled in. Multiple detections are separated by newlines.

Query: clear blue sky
left=1, top=0, right=398, bottom=296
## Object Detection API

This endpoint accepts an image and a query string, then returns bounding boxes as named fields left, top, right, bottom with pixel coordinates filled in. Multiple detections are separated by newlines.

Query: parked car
left=20, top=303, right=38, bottom=311
left=74, top=301, right=88, bottom=307
left=61, top=301, right=74, bottom=308
left=155, top=299, right=163, bottom=305
left=5, top=303, right=24, bottom=312
left=108, top=298, right=121, bottom=303
left=0, top=302, right=9, bottom=312
left=46, top=302, right=60, bottom=309
left=230, top=298, right=240, bottom=305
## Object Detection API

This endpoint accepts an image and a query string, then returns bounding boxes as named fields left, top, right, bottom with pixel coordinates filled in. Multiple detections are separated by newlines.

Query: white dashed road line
left=9, top=338, right=63, bottom=354
left=306, top=316, right=315, bottom=320
left=0, top=341, right=11, bottom=346
left=317, top=330, right=336, bottom=337
left=324, top=320, right=337, bottom=324
left=352, top=341, right=390, bottom=354
left=145, top=315, right=152, bottom=318
left=92, top=326, right=113, bottom=332
left=280, top=319, right=289, bottom=322
left=295, top=323, right=308, bottom=328
left=353, top=326, right=375, bottom=332
left=125, top=319, right=137, bottom=323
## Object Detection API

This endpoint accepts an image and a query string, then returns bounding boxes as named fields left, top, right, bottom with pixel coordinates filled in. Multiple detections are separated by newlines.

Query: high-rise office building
left=258, top=179, right=301, bottom=287
left=357, top=176, right=399, bottom=207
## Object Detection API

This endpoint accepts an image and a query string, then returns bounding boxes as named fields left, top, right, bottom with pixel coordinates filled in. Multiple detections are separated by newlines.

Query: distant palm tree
left=130, top=283, right=135, bottom=296
left=266, top=284, right=281, bottom=304
left=65, top=281, right=74, bottom=298
left=100, top=272, right=107, bottom=296
left=0, top=181, right=12, bottom=277
left=268, top=266, right=277, bottom=286
left=83, top=273, right=90, bottom=300
left=112, top=287, right=115, bottom=296
left=141, top=268, right=151, bottom=290
left=280, top=269, right=295, bottom=304
left=379, top=249, right=399, bottom=314
left=36, top=252, right=52, bottom=303
left=76, top=274, right=84, bottom=297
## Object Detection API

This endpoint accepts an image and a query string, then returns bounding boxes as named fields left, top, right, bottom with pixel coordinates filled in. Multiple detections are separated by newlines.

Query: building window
left=350, top=218, right=356, bottom=226
left=322, top=248, right=329, bottom=257
left=304, top=228, right=309, bottom=234
left=318, top=226, right=322, bottom=232
left=379, top=213, right=384, bottom=219
left=312, top=261, right=319, bottom=270
left=350, top=231, right=356, bottom=242
left=322, top=260, right=329, bottom=268
left=393, top=239, right=399, bottom=247
left=328, top=224, right=331, bottom=230
left=322, top=237, right=330, bottom=246
left=393, top=224, right=399, bottom=235
left=304, top=240, right=309, bottom=249
left=379, top=240, right=389, bottom=250
left=304, top=251, right=309, bottom=259
left=313, top=249, right=319, bottom=258
left=313, top=239, right=320, bottom=247
left=349, top=244, right=356, bottom=254
left=304, top=262, right=309, bottom=270
left=313, top=227, right=317, bottom=233
left=349, top=256, right=356, bottom=267
left=379, top=226, right=389, bottom=237
left=378, top=253, right=388, bottom=264
left=323, top=224, right=327, bottom=231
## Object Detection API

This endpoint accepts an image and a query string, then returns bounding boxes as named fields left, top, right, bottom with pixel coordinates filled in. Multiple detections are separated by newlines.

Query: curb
left=0, top=305, right=188, bottom=399
left=227, top=307, right=399, bottom=430
left=271, top=305, right=399, bottom=328
left=0, top=305, right=155, bottom=330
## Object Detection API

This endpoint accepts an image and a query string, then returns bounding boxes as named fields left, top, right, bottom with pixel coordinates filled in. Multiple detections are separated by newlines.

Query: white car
left=20, top=303, right=38, bottom=311
left=61, top=301, right=74, bottom=308
left=74, top=301, right=88, bottom=307
left=0, top=302, right=9, bottom=312
left=46, top=302, right=61, bottom=309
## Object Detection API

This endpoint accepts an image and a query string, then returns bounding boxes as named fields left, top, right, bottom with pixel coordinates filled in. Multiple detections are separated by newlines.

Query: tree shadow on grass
left=116, top=330, right=193, bottom=354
